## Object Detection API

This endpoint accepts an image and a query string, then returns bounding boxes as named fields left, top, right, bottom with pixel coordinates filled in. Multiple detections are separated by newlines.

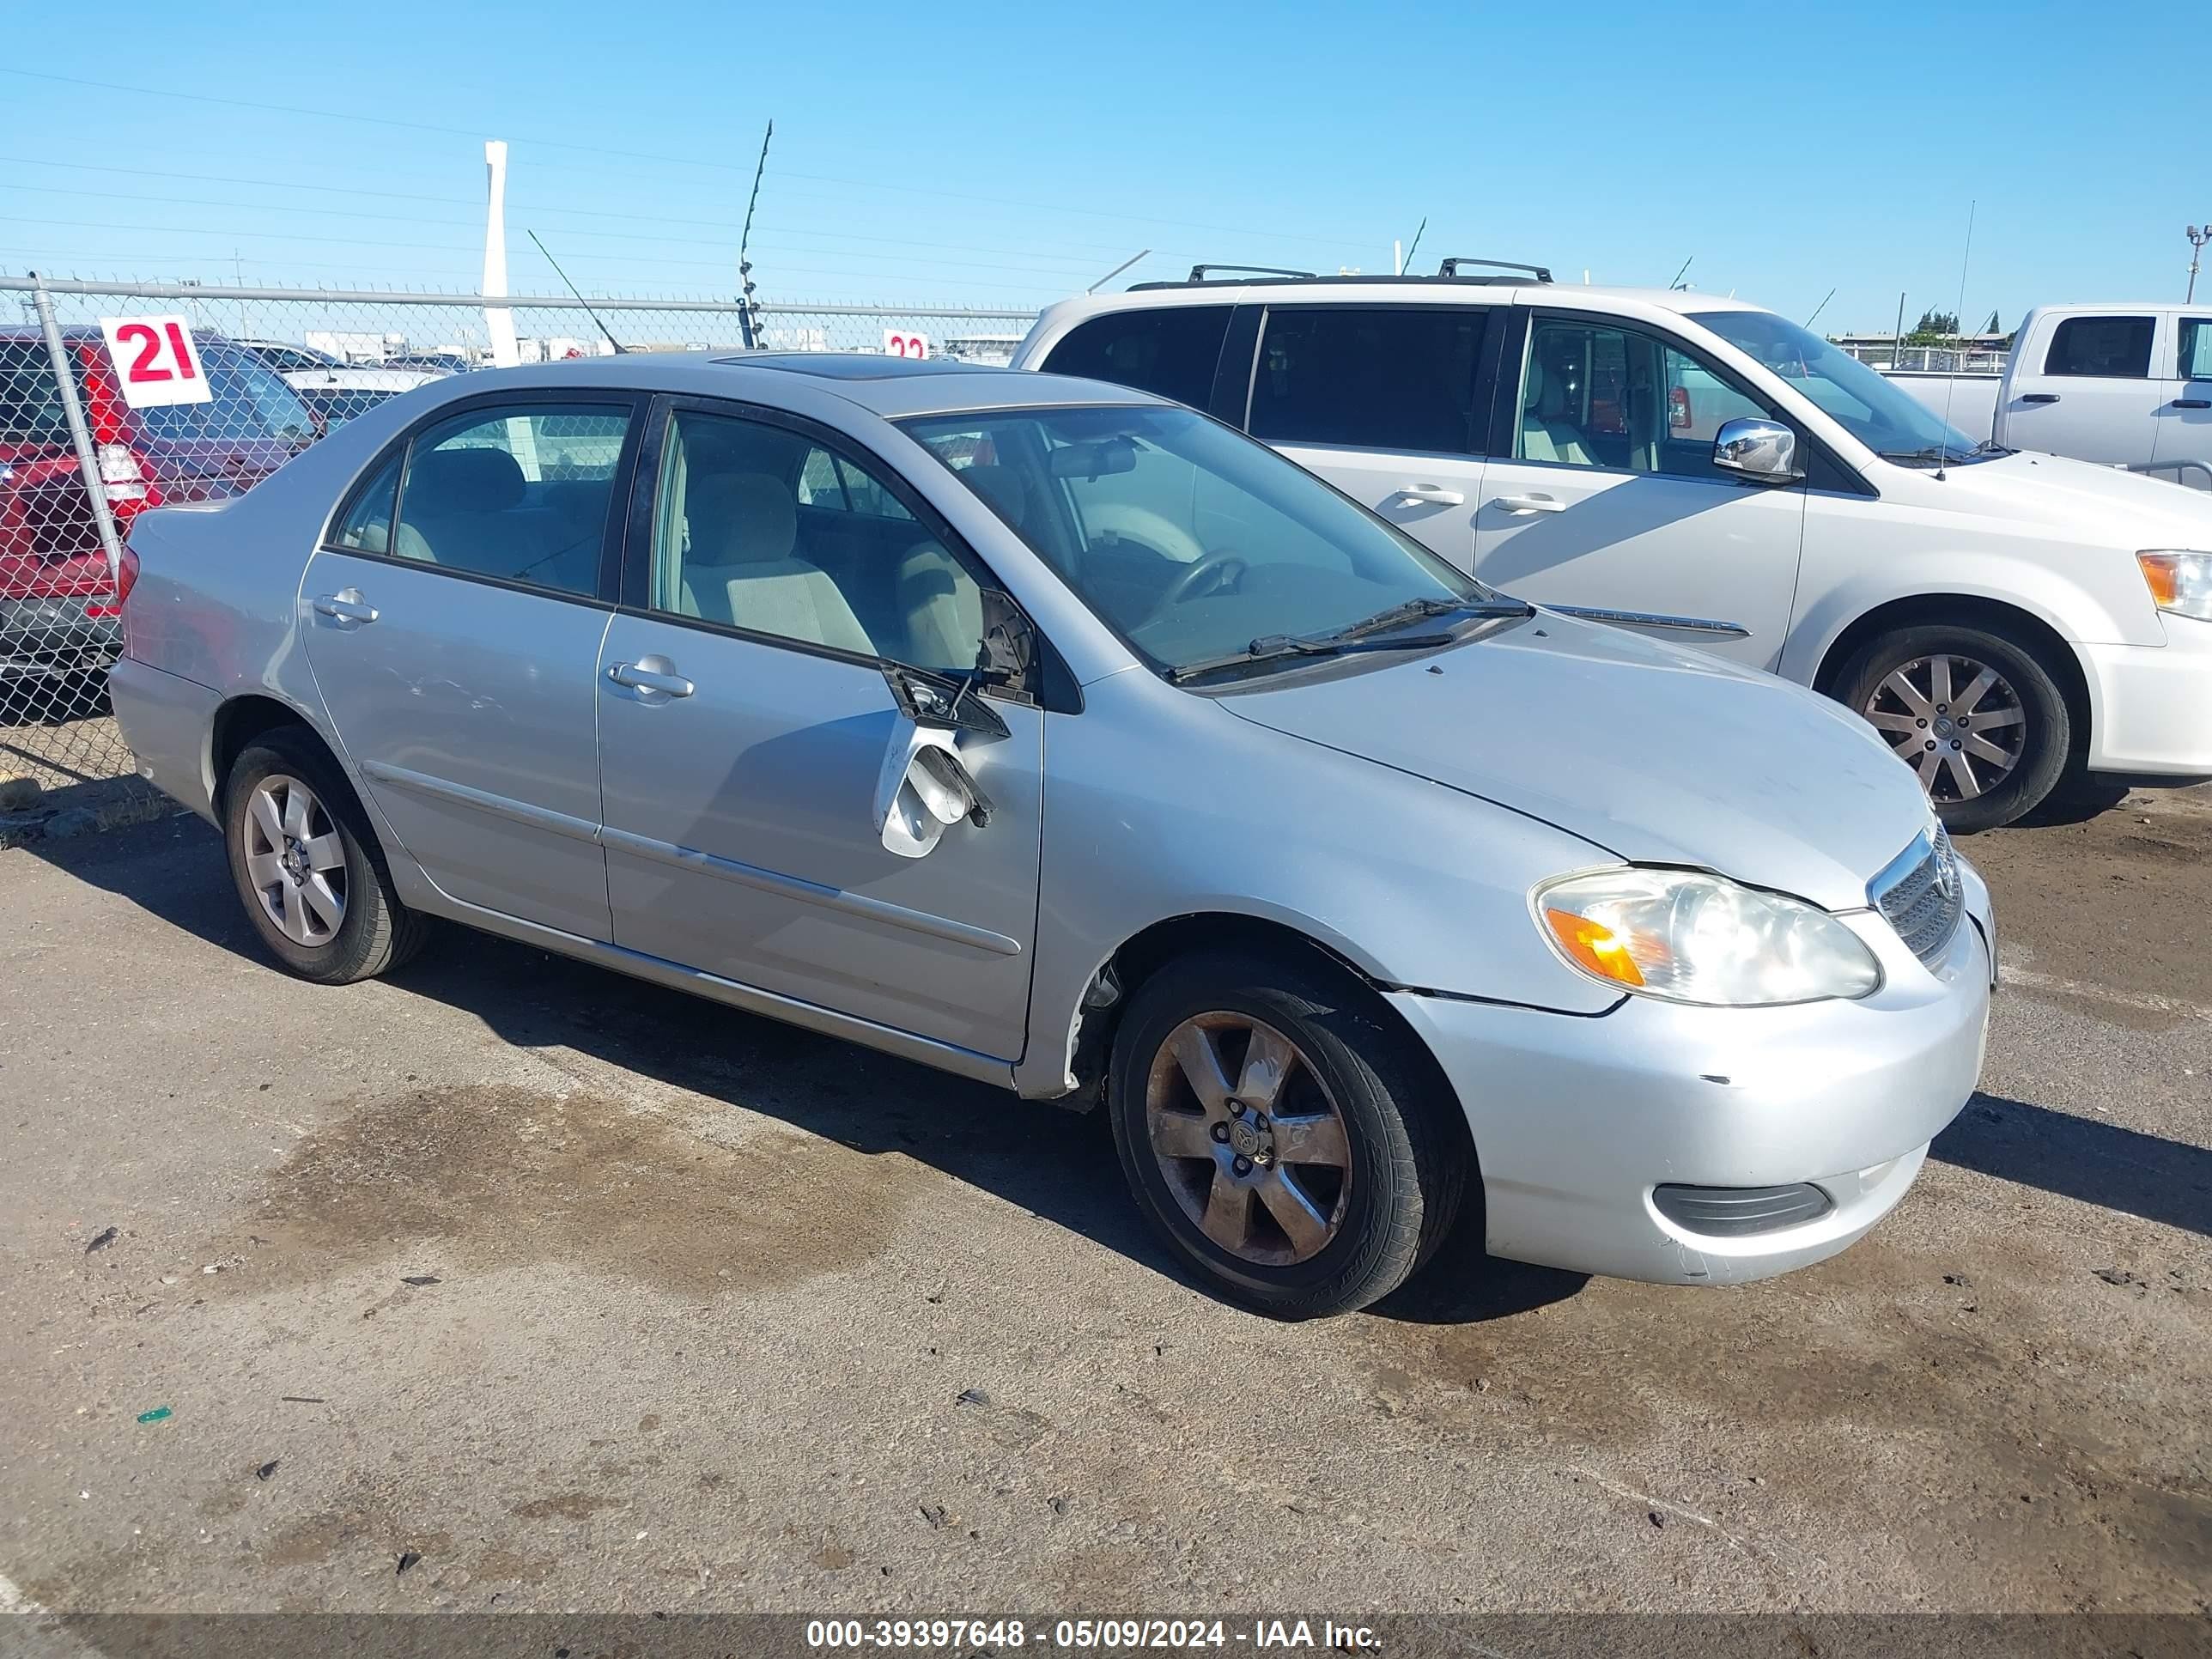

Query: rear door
left=1243, top=306, right=1494, bottom=571
left=2150, top=313, right=2212, bottom=488
left=2000, top=313, right=2161, bottom=465
left=1468, top=310, right=1804, bottom=671
left=301, top=395, right=639, bottom=939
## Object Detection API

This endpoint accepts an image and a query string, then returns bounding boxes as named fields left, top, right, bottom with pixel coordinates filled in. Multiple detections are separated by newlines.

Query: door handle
left=2019, top=392, right=2060, bottom=405
left=1492, top=494, right=1567, bottom=515
left=607, top=656, right=695, bottom=699
left=1395, top=483, right=1466, bottom=506
left=312, top=589, right=378, bottom=624
left=2172, top=398, right=2211, bottom=410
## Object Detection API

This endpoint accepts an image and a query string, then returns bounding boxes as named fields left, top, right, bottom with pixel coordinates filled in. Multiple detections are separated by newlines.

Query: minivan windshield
left=1688, top=309, right=1987, bottom=466
left=899, top=404, right=1492, bottom=679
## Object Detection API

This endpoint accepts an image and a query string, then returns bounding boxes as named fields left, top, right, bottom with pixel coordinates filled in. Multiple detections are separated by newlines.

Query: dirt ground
left=0, top=788, right=2205, bottom=1622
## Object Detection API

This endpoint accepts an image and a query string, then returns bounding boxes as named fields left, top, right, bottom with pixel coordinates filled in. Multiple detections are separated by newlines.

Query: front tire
left=222, top=727, right=425, bottom=984
left=1107, top=950, right=1467, bottom=1319
left=1837, top=622, right=2071, bottom=834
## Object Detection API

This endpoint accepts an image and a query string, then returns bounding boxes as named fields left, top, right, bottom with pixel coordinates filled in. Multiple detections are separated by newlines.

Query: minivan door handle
left=2172, top=398, right=2211, bottom=410
left=312, top=588, right=378, bottom=625
left=2019, top=392, right=2060, bottom=405
left=1492, top=494, right=1567, bottom=515
left=1395, top=483, right=1466, bottom=506
left=607, top=655, right=696, bottom=699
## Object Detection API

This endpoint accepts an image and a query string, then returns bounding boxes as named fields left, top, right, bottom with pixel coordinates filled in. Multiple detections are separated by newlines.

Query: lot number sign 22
left=97, top=315, right=213, bottom=408
left=884, top=330, right=931, bottom=360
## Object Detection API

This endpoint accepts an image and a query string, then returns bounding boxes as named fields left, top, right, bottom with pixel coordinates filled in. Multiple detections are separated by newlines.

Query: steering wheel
left=1159, top=550, right=1249, bottom=611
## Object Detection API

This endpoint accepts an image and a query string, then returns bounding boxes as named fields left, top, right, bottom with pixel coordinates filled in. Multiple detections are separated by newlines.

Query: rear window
left=1042, top=306, right=1232, bottom=410
left=130, top=342, right=318, bottom=447
left=0, top=340, right=72, bottom=445
left=1249, top=307, right=1490, bottom=455
left=2044, top=315, right=2154, bottom=379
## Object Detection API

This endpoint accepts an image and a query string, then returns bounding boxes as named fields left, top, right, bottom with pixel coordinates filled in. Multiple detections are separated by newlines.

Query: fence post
left=29, top=272, right=127, bottom=589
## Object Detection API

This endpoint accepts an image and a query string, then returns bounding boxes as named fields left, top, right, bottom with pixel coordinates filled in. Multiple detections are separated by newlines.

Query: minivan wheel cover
left=1144, top=1012, right=1352, bottom=1267
left=1862, top=654, right=2027, bottom=802
left=243, top=774, right=348, bottom=947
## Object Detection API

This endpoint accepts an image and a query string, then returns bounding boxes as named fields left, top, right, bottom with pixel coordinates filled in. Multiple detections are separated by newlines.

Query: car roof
left=412, top=351, right=1166, bottom=419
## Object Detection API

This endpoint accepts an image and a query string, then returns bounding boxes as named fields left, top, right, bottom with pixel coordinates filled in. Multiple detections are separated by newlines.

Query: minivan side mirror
left=1712, top=418, right=1804, bottom=484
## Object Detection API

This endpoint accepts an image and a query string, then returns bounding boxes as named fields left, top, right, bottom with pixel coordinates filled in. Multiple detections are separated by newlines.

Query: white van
left=1013, top=267, right=2212, bottom=830
left=1993, top=303, right=2212, bottom=486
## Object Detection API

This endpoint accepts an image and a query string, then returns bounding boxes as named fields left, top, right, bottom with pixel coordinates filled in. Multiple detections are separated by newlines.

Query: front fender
left=1013, top=671, right=1622, bottom=1097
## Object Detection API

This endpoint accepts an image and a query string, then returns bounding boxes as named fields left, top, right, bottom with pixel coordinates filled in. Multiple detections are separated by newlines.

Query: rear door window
left=1042, top=307, right=1233, bottom=409
left=2179, top=318, right=2212, bottom=381
left=387, top=404, right=632, bottom=597
left=1249, top=307, right=1490, bottom=455
left=2044, top=316, right=2154, bottom=378
left=130, top=343, right=318, bottom=447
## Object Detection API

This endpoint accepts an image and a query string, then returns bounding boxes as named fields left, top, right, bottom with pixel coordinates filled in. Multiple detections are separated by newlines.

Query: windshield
left=1688, top=309, right=1984, bottom=465
left=898, top=404, right=1488, bottom=677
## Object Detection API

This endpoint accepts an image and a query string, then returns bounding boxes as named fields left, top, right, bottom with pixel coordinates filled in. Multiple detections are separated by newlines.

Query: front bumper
left=106, top=655, right=222, bottom=822
left=1390, top=872, right=1994, bottom=1285
left=2081, top=615, right=2212, bottom=777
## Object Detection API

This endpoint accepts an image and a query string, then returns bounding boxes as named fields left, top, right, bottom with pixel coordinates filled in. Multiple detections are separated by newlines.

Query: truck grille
left=1869, top=823, right=1964, bottom=968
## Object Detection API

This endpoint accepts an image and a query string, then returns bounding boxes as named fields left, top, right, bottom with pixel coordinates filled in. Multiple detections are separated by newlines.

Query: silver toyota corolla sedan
left=108, top=353, right=1996, bottom=1318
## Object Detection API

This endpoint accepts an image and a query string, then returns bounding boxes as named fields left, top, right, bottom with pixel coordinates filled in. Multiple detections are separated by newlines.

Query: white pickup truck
left=1993, top=303, right=2211, bottom=487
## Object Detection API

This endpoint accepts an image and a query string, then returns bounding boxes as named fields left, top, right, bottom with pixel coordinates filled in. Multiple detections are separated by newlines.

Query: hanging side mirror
left=874, top=720, right=994, bottom=859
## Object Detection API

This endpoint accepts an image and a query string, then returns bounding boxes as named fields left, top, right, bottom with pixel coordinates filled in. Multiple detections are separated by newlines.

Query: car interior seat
left=1518, top=357, right=1599, bottom=467
left=681, top=471, right=875, bottom=656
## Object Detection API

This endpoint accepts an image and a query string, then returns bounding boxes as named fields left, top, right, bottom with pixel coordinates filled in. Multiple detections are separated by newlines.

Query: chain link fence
left=0, top=273, right=1038, bottom=836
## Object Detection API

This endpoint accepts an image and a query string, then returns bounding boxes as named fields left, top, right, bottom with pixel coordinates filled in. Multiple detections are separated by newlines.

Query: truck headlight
left=2137, top=551, right=2212, bottom=622
left=1535, top=869, right=1881, bottom=1006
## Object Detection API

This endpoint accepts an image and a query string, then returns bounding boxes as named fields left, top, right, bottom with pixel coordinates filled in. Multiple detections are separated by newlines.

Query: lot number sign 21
left=96, top=315, right=213, bottom=408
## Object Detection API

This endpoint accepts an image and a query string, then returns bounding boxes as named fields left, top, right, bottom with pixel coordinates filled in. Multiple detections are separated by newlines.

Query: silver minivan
left=109, top=354, right=1995, bottom=1318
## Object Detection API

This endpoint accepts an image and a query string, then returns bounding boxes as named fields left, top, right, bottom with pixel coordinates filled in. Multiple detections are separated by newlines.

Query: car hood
left=1219, top=615, right=1932, bottom=912
left=1911, top=450, right=2212, bottom=545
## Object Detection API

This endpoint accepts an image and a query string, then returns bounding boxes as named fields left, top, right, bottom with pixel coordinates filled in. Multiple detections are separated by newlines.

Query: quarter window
left=2044, top=315, right=2154, bottom=379
left=387, top=404, right=630, bottom=596
left=329, top=449, right=403, bottom=554
left=1516, top=320, right=1775, bottom=481
left=648, top=410, right=986, bottom=672
left=1042, top=306, right=1233, bottom=410
left=1249, top=308, right=1489, bottom=454
left=2179, top=318, right=2212, bottom=381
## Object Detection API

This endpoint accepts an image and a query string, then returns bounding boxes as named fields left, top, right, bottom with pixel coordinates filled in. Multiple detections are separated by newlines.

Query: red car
left=1, top=328, right=316, bottom=679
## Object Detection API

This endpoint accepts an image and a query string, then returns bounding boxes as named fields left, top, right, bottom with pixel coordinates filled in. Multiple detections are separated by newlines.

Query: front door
left=2002, top=313, right=2162, bottom=466
left=596, top=403, right=1042, bottom=1063
left=1469, top=313, right=1806, bottom=671
left=301, top=398, right=635, bottom=939
left=1245, top=305, right=1494, bottom=574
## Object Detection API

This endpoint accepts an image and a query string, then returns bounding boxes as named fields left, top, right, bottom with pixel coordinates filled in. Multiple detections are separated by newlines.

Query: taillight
left=1668, top=386, right=1692, bottom=430
left=95, top=441, right=162, bottom=532
left=116, top=546, right=140, bottom=606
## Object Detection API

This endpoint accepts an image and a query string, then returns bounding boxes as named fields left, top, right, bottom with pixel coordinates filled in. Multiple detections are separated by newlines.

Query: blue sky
left=3, top=0, right=2203, bottom=332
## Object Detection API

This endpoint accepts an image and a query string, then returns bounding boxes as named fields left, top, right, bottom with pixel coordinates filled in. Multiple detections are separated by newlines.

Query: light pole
left=2190, top=225, right=2212, bottom=303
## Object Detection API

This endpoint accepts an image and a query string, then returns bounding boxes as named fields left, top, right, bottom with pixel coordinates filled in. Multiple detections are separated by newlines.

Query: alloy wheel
left=243, top=773, right=348, bottom=947
left=1861, top=653, right=2027, bottom=802
left=1143, top=1012, right=1352, bottom=1267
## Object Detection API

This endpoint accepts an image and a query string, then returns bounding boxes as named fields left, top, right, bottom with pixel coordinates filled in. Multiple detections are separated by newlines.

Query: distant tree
left=1905, top=307, right=1960, bottom=345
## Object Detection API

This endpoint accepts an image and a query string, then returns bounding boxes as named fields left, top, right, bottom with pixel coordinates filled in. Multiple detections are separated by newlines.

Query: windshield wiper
left=1167, top=597, right=1534, bottom=684
left=1879, top=440, right=2008, bottom=465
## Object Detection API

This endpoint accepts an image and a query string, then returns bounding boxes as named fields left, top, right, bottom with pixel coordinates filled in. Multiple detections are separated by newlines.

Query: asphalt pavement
left=0, top=788, right=2205, bottom=1618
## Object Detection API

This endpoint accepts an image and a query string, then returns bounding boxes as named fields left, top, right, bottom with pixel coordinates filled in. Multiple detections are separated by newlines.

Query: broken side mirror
left=976, top=589, right=1036, bottom=688
left=876, top=661, right=1000, bottom=859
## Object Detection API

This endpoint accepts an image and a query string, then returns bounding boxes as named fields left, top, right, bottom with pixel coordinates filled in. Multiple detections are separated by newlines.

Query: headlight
left=2137, top=550, right=2212, bottom=622
left=1535, top=869, right=1881, bottom=1006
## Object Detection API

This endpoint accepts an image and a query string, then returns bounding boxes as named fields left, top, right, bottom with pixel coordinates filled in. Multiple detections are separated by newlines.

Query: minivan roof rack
left=1184, top=264, right=1316, bottom=283
left=1125, top=259, right=1553, bottom=293
left=1437, top=257, right=1553, bottom=282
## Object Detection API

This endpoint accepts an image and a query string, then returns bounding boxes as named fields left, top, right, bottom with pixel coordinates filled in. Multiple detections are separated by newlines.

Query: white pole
left=1394, top=240, right=1403, bottom=276
left=482, top=140, right=520, bottom=368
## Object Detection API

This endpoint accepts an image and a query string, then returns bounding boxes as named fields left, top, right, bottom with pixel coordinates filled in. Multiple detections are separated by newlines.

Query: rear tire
left=1836, top=622, right=2070, bottom=834
left=1107, top=950, right=1467, bottom=1319
left=222, top=726, right=426, bottom=984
